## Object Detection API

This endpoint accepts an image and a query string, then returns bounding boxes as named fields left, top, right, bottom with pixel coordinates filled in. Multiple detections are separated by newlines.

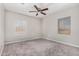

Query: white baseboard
left=45, top=37, right=79, bottom=48
left=4, top=36, right=79, bottom=48
left=5, top=36, right=41, bottom=44
left=0, top=45, right=4, bottom=56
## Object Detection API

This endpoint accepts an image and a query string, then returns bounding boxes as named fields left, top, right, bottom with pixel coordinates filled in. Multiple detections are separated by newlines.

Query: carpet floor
left=2, top=39, right=79, bottom=56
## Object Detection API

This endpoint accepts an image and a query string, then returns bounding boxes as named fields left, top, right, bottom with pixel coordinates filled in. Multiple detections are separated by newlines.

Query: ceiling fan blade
left=40, top=11, right=46, bottom=15
left=36, top=13, right=38, bottom=16
left=34, top=5, right=39, bottom=11
left=29, top=11, right=37, bottom=12
left=41, top=8, right=48, bottom=11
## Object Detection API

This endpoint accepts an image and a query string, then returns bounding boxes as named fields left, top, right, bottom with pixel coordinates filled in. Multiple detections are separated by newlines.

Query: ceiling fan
left=29, top=5, right=48, bottom=16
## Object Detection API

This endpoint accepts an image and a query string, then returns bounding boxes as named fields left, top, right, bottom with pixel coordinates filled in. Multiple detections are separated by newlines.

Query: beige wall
left=5, top=11, right=41, bottom=44
left=0, top=4, right=5, bottom=55
left=42, top=6, right=79, bottom=47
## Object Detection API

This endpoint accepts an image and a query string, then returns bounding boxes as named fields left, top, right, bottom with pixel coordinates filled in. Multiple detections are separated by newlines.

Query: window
left=16, top=20, right=24, bottom=32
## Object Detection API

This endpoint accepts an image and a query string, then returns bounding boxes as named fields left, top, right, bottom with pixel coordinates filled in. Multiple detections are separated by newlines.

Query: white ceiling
left=4, top=3, right=79, bottom=18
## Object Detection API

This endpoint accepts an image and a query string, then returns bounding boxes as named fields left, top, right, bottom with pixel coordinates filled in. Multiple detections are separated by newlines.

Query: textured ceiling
left=4, top=3, right=79, bottom=18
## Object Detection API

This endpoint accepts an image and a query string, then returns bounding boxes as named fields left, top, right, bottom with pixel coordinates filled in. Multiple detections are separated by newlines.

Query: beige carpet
left=2, top=39, right=79, bottom=56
